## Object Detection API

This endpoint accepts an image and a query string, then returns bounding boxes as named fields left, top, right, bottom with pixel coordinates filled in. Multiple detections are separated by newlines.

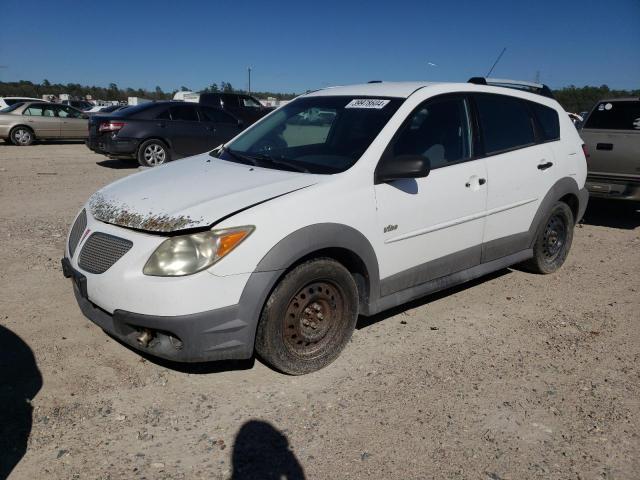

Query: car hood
left=88, top=154, right=320, bottom=233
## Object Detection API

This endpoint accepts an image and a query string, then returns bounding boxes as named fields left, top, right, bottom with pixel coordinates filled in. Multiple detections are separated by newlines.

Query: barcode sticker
left=345, top=99, right=390, bottom=109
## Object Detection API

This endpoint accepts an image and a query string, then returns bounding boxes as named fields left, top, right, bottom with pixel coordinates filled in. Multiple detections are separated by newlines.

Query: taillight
left=582, top=143, right=590, bottom=159
left=99, top=121, right=125, bottom=133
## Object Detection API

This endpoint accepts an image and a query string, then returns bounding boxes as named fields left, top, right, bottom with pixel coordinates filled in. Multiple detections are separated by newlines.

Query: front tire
left=521, top=201, right=574, bottom=274
left=10, top=127, right=34, bottom=146
left=255, top=258, right=359, bottom=375
left=137, top=139, right=170, bottom=167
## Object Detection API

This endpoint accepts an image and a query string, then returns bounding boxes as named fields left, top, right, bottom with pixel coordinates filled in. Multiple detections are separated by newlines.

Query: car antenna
left=486, top=47, right=506, bottom=77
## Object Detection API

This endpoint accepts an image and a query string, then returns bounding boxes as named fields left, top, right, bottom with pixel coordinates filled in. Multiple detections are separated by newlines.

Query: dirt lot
left=1, top=142, right=639, bottom=480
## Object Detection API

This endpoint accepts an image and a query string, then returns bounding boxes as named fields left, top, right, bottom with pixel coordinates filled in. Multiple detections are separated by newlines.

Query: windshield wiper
left=217, top=147, right=260, bottom=166
left=250, top=153, right=310, bottom=173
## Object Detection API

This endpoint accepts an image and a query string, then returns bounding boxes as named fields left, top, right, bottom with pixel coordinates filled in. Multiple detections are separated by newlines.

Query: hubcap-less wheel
left=13, top=129, right=32, bottom=145
left=283, top=281, right=345, bottom=357
left=143, top=143, right=166, bottom=166
left=542, top=214, right=567, bottom=261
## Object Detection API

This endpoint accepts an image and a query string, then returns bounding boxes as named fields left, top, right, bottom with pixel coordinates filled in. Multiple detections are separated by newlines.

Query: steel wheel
left=143, top=143, right=167, bottom=166
left=283, top=281, right=346, bottom=357
left=542, top=213, right=567, bottom=262
left=12, top=128, right=33, bottom=146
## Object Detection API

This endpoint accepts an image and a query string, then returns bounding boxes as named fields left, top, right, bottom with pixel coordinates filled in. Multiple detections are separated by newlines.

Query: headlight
left=143, top=226, right=254, bottom=277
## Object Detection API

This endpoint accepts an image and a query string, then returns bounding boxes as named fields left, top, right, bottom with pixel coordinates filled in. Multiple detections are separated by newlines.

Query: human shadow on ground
left=231, top=420, right=305, bottom=480
left=0, top=325, right=42, bottom=480
left=580, top=198, right=640, bottom=230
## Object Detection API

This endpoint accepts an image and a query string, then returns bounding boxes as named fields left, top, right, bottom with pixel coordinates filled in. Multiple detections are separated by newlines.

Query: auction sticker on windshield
left=345, top=99, right=391, bottom=109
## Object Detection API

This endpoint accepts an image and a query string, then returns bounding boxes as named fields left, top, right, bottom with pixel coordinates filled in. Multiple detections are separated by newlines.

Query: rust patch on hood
left=89, top=193, right=202, bottom=232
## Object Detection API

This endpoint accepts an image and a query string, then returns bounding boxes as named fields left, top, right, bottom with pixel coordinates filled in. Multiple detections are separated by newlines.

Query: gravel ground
left=1, top=142, right=639, bottom=480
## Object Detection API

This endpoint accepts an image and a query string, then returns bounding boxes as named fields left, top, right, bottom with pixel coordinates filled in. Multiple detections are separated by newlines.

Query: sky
left=1, top=0, right=638, bottom=94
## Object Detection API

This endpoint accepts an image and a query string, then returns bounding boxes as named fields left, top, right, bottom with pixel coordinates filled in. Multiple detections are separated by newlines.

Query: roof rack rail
left=468, top=77, right=555, bottom=99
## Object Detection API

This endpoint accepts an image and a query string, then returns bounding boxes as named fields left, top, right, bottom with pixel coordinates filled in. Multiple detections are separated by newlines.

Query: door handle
left=537, top=161, right=553, bottom=170
left=596, top=143, right=613, bottom=151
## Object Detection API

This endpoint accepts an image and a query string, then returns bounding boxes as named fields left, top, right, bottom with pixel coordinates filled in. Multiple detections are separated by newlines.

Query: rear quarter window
left=530, top=102, right=560, bottom=141
left=584, top=101, right=640, bottom=130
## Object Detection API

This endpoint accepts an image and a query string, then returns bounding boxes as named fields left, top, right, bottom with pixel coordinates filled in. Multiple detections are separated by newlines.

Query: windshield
left=214, top=96, right=403, bottom=174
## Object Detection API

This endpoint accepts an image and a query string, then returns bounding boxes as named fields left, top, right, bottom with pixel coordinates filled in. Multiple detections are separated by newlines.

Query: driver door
left=374, top=94, right=488, bottom=296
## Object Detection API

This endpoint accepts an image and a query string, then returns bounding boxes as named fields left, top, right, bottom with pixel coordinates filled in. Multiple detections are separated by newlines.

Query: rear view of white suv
left=62, top=78, right=588, bottom=374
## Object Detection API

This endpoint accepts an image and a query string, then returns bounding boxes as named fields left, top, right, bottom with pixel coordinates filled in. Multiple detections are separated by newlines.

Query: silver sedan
left=0, top=101, right=88, bottom=146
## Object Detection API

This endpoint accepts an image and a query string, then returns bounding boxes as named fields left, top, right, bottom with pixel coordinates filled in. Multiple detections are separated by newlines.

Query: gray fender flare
left=236, top=223, right=380, bottom=350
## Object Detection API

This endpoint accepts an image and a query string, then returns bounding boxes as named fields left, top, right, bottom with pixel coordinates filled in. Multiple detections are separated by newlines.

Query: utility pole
left=247, top=67, right=251, bottom=94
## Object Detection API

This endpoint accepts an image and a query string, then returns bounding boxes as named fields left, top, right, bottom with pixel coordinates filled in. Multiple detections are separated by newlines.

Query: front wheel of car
left=521, top=201, right=574, bottom=274
left=137, top=139, right=170, bottom=167
left=10, top=127, right=35, bottom=146
left=255, top=258, right=359, bottom=375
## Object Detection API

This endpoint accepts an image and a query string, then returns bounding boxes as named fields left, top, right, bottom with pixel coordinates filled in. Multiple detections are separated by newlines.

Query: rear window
left=584, top=101, right=640, bottom=130
left=530, top=102, right=560, bottom=141
left=476, top=94, right=536, bottom=154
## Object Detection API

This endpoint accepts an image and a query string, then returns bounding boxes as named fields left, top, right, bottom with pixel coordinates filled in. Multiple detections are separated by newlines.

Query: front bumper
left=63, top=257, right=254, bottom=362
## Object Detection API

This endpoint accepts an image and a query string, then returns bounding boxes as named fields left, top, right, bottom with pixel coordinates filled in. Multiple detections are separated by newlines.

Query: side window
left=58, top=106, right=82, bottom=118
left=200, top=107, right=236, bottom=123
left=156, top=108, right=170, bottom=120
left=475, top=94, right=535, bottom=154
left=584, top=101, right=640, bottom=130
left=392, top=97, right=472, bottom=169
left=169, top=105, right=199, bottom=121
left=42, top=105, right=56, bottom=117
left=221, top=95, right=238, bottom=108
left=530, top=102, right=560, bottom=141
left=241, top=96, right=262, bottom=108
left=24, top=105, right=44, bottom=116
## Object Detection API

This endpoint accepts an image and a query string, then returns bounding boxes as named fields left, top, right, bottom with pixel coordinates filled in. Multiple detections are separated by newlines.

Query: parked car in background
left=86, top=101, right=244, bottom=166
left=580, top=98, right=640, bottom=201
left=0, top=101, right=88, bottom=145
left=198, top=92, right=274, bottom=126
left=61, top=100, right=94, bottom=111
left=0, top=97, right=47, bottom=110
left=86, top=104, right=126, bottom=116
left=63, top=79, right=588, bottom=374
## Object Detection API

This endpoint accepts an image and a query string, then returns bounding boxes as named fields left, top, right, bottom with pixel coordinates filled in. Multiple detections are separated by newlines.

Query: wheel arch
left=253, top=223, right=380, bottom=313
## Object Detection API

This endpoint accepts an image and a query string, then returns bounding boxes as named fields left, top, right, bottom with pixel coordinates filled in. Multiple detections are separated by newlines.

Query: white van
left=63, top=78, right=588, bottom=374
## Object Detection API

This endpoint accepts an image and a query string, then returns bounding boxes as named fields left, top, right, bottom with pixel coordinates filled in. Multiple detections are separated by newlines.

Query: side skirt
left=364, top=249, right=532, bottom=316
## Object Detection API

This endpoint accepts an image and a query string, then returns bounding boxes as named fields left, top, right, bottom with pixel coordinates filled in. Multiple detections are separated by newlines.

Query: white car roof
left=305, top=82, right=441, bottom=98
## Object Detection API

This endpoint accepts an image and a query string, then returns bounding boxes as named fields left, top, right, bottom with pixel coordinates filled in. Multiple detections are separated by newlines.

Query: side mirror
left=375, top=155, right=431, bottom=184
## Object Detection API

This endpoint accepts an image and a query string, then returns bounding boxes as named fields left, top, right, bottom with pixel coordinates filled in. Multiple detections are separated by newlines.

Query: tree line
left=0, top=80, right=298, bottom=102
left=0, top=79, right=637, bottom=111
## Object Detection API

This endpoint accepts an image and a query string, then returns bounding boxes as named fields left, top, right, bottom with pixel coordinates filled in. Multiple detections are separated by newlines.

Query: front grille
left=68, top=209, right=87, bottom=258
left=78, top=232, right=133, bottom=274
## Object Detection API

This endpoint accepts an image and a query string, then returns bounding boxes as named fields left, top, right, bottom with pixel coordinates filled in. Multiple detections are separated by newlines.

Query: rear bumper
left=62, top=257, right=255, bottom=362
left=586, top=175, right=640, bottom=201
left=86, top=135, right=139, bottom=157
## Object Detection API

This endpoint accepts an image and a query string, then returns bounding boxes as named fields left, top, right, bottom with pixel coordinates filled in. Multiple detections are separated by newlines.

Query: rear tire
left=137, top=139, right=170, bottom=167
left=255, top=258, right=359, bottom=375
left=10, top=127, right=34, bottom=146
left=520, top=201, right=574, bottom=274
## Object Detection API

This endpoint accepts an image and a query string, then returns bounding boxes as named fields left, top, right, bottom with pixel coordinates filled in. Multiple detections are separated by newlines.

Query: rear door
left=581, top=100, right=640, bottom=178
left=474, top=93, right=558, bottom=262
left=167, top=104, right=205, bottom=156
left=23, top=104, right=60, bottom=138
left=199, top=106, right=242, bottom=149
left=56, top=105, right=88, bottom=138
